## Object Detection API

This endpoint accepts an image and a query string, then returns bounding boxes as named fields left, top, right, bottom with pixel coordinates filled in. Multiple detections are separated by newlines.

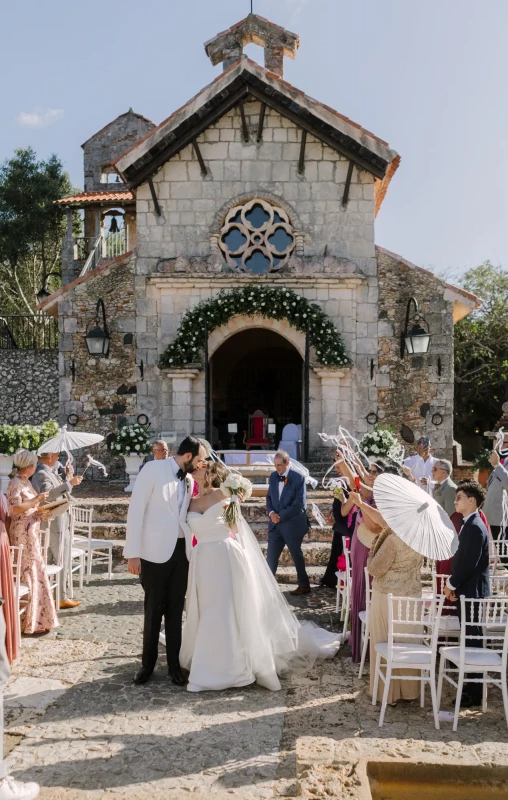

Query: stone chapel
left=38, top=14, right=480, bottom=461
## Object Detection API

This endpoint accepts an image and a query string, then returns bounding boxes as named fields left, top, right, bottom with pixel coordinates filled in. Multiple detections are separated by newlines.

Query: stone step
left=274, top=566, right=325, bottom=584
left=242, top=500, right=332, bottom=524
left=88, top=522, right=127, bottom=540
left=259, top=541, right=331, bottom=567
left=249, top=522, right=333, bottom=543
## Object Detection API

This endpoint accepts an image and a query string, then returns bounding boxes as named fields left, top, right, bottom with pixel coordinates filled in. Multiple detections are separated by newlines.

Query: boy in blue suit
left=266, top=450, right=310, bottom=595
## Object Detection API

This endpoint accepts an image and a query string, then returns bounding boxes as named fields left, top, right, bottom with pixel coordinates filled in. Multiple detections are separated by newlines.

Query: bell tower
left=204, top=13, right=299, bottom=78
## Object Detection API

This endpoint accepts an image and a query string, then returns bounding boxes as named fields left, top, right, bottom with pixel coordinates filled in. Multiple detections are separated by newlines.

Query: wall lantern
left=400, top=297, right=431, bottom=358
left=85, top=298, right=110, bottom=357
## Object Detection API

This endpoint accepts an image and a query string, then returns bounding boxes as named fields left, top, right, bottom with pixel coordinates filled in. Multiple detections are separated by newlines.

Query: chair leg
left=358, top=623, right=369, bottom=679
left=343, top=597, right=350, bottom=639
left=420, top=673, right=425, bottom=708
left=429, top=676, right=440, bottom=730
left=372, top=652, right=381, bottom=706
left=501, top=673, right=508, bottom=729
left=437, top=655, right=445, bottom=710
left=79, top=554, right=84, bottom=591
left=86, top=546, right=92, bottom=585
left=482, top=675, right=488, bottom=713
left=108, top=547, right=113, bottom=580
left=453, top=671, right=464, bottom=732
left=379, top=663, right=392, bottom=727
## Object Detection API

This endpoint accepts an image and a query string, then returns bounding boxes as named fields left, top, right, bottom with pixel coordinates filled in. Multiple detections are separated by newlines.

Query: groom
left=125, top=435, right=208, bottom=686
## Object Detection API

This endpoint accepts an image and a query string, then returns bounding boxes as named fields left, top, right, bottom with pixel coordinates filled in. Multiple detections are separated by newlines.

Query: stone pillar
left=223, top=45, right=243, bottom=69
left=163, top=368, right=200, bottom=440
left=314, top=368, right=346, bottom=435
left=61, top=208, right=75, bottom=286
left=265, top=44, right=284, bottom=77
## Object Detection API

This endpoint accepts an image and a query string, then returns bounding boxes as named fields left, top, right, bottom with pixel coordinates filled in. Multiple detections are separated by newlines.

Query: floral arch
left=158, top=286, right=351, bottom=369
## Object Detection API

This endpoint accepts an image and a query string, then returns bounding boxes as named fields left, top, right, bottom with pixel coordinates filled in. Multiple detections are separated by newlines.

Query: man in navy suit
left=266, top=450, right=310, bottom=595
left=444, top=479, right=490, bottom=707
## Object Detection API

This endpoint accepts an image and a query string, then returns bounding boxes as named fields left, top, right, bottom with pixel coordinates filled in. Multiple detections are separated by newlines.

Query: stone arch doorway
left=210, top=328, right=303, bottom=449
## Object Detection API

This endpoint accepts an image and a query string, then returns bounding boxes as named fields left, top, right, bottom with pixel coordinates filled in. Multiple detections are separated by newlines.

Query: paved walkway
left=4, top=565, right=508, bottom=799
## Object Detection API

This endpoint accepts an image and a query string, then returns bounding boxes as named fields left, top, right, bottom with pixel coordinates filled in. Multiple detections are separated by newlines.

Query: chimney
left=204, top=14, right=300, bottom=79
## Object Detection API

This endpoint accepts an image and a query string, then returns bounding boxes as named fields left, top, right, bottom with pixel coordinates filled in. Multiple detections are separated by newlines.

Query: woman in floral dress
left=6, top=450, right=59, bottom=635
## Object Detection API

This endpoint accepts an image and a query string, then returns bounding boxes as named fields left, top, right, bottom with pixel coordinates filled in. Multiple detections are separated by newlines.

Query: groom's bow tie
left=277, top=474, right=286, bottom=483
left=176, top=468, right=185, bottom=481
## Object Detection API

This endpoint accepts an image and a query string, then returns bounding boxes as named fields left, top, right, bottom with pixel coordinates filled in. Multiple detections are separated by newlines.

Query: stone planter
left=123, top=454, right=144, bottom=493
left=0, top=454, right=13, bottom=494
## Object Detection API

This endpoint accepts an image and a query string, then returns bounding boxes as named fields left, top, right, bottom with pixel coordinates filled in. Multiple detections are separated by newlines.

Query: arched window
left=218, top=199, right=295, bottom=274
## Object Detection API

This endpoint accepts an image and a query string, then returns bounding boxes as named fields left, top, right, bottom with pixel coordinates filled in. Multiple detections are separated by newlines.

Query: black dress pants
left=140, top=539, right=189, bottom=672
left=456, top=597, right=482, bottom=702
left=320, top=530, right=344, bottom=588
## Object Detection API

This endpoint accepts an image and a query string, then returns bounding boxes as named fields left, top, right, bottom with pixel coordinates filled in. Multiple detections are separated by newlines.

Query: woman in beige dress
left=6, top=450, right=59, bottom=635
left=367, top=527, right=423, bottom=703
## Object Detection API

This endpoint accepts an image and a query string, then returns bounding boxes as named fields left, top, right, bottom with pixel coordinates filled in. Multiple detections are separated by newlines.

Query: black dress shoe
left=290, top=586, right=311, bottom=596
left=168, top=665, right=188, bottom=686
left=133, top=668, right=152, bottom=685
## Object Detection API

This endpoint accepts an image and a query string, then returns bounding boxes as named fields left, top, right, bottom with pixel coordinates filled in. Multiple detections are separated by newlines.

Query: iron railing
left=0, top=315, right=59, bottom=350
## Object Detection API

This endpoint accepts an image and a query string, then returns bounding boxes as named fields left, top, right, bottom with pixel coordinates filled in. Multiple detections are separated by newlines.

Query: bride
left=180, top=461, right=340, bottom=693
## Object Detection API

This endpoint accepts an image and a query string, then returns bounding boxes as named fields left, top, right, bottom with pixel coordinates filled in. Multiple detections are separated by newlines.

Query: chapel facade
left=39, top=14, right=480, bottom=460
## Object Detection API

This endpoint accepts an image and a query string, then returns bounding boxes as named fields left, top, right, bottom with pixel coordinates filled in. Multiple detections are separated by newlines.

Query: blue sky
left=1, top=0, right=507, bottom=279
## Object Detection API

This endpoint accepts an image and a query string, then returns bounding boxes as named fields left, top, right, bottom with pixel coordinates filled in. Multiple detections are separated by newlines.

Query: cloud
left=17, top=108, right=64, bottom=127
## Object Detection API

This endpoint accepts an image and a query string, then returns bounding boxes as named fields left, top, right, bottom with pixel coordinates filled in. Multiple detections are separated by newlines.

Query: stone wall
left=134, top=101, right=377, bottom=276
left=0, top=350, right=58, bottom=425
left=57, top=256, right=137, bottom=476
left=83, top=111, right=155, bottom=192
left=376, top=247, right=454, bottom=459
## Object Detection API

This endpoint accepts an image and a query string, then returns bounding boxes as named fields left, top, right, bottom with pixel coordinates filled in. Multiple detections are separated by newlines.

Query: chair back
left=248, top=410, right=268, bottom=442
left=458, top=595, right=508, bottom=663
left=490, top=574, right=508, bottom=596
left=387, top=593, right=444, bottom=656
left=280, top=424, right=299, bottom=443
left=491, top=539, right=508, bottom=573
left=9, top=545, right=23, bottom=592
left=71, top=506, right=93, bottom=540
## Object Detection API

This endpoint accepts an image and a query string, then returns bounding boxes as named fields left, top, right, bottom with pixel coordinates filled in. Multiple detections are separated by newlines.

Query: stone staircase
left=75, top=489, right=334, bottom=585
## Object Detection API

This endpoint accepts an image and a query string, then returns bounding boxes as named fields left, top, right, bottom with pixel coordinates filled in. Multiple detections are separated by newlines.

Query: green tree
left=454, top=261, right=508, bottom=436
left=0, top=147, right=73, bottom=313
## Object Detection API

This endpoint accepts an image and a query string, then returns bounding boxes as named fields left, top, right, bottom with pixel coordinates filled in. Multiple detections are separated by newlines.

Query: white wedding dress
left=180, top=500, right=340, bottom=693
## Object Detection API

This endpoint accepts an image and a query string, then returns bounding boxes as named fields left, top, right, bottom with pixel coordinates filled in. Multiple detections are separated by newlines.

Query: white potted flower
left=111, top=423, right=153, bottom=492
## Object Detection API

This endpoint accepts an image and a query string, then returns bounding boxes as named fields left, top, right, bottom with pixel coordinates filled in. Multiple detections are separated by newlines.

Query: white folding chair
left=335, top=545, right=351, bottom=643
left=428, top=573, right=460, bottom=640
left=372, top=594, right=444, bottom=729
left=40, top=526, right=63, bottom=609
left=71, top=506, right=113, bottom=583
left=10, top=545, right=28, bottom=648
left=358, top=566, right=372, bottom=678
left=68, top=545, right=85, bottom=597
left=437, top=595, right=508, bottom=731
left=491, top=540, right=508, bottom=573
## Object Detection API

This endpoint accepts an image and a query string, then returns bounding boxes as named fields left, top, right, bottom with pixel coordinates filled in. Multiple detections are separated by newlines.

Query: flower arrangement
left=220, top=472, right=253, bottom=528
left=159, top=286, right=351, bottom=369
left=360, top=425, right=401, bottom=458
left=472, top=448, right=493, bottom=472
left=0, top=420, right=60, bottom=455
left=110, top=423, right=152, bottom=456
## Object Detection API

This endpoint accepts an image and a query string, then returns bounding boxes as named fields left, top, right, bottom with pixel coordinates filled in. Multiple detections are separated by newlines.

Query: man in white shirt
left=404, top=437, right=437, bottom=492
left=125, top=435, right=207, bottom=686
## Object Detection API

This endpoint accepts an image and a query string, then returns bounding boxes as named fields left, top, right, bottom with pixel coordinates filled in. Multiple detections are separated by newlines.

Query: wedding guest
left=6, top=450, right=59, bottom=635
left=0, top=606, right=40, bottom=799
left=367, top=526, right=423, bottom=703
left=444, top=480, right=489, bottom=707
left=318, top=452, right=356, bottom=590
left=432, top=459, right=457, bottom=517
left=0, top=492, right=17, bottom=663
left=31, top=452, right=82, bottom=610
left=404, top=437, right=436, bottom=492
left=140, top=439, right=169, bottom=470
left=266, top=450, right=310, bottom=596
left=483, top=450, right=508, bottom=540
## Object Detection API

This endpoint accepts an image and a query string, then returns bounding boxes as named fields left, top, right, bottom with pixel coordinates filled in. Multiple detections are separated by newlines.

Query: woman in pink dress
left=0, top=489, right=18, bottom=662
left=6, top=450, right=59, bottom=635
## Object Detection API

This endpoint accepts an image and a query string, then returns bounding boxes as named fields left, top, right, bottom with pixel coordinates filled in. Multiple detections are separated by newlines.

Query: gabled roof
left=114, top=57, right=399, bottom=194
left=376, top=245, right=481, bottom=323
left=81, top=109, right=155, bottom=148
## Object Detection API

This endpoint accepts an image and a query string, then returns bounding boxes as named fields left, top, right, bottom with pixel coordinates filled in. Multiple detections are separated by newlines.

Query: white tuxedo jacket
left=124, top=459, right=194, bottom=563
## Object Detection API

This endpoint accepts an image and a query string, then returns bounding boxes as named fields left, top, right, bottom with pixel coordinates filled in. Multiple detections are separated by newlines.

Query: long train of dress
left=180, top=500, right=340, bottom=692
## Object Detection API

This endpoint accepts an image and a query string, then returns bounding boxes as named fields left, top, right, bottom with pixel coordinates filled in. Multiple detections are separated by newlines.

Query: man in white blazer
left=124, top=435, right=207, bottom=686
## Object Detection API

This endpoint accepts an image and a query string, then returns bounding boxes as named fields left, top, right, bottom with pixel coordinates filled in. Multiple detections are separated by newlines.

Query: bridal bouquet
left=220, top=472, right=253, bottom=528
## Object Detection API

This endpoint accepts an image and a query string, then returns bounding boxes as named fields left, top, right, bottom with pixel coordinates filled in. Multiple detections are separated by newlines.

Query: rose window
left=218, top=199, right=295, bottom=273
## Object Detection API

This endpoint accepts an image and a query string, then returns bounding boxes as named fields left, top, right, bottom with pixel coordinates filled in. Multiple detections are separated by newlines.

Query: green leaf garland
left=159, top=287, right=351, bottom=369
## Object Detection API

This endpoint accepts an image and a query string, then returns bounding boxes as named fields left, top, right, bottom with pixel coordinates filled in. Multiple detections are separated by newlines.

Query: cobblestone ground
left=4, top=565, right=508, bottom=799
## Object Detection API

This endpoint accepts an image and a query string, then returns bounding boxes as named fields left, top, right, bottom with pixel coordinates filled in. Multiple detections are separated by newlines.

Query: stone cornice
left=148, top=275, right=366, bottom=290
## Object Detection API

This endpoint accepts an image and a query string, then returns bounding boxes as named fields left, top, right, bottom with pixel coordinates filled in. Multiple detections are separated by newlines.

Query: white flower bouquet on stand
left=220, top=472, right=253, bottom=528
left=360, top=424, right=403, bottom=461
